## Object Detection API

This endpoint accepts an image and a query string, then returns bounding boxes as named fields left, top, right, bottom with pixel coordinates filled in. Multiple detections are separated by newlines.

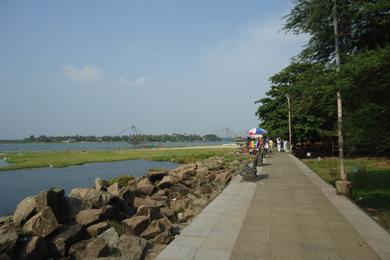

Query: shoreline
left=0, top=146, right=237, bottom=171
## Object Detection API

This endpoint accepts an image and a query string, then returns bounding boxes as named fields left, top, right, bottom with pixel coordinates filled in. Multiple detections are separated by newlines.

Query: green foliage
left=109, top=175, right=134, bottom=187
left=256, top=0, right=390, bottom=153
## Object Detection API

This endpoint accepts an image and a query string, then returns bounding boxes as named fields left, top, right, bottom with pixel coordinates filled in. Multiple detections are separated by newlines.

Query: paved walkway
left=157, top=153, right=390, bottom=260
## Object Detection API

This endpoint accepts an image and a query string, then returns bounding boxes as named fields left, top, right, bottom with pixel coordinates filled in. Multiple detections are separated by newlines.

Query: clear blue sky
left=0, top=0, right=306, bottom=139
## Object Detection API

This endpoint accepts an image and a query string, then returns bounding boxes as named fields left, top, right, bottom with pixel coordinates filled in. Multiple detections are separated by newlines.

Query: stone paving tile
left=230, top=153, right=381, bottom=260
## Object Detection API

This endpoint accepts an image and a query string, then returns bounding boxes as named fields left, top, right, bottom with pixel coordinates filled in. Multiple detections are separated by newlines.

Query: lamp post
left=332, top=0, right=350, bottom=197
left=286, top=94, right=292, bottom=152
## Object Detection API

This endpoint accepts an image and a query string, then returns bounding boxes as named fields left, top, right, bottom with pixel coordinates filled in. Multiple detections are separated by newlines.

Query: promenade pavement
left=157, top=152, right=390, bottom=260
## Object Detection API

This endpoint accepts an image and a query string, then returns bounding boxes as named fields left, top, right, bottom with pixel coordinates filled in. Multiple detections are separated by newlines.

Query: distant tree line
left=256, top=0, right=390, bottom=154
left=20, top=133, right=222, bottom=143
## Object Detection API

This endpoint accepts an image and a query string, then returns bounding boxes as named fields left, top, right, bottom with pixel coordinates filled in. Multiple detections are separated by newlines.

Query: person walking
left=283, top=140, right=288, bottom=152
left=276, top=138, right=281, bottom=152
left=268, top=139, right=273, bottom=153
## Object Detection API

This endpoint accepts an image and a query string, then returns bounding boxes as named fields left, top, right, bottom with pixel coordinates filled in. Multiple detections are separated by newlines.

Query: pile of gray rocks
left=0, top=155, right=245, bottom=260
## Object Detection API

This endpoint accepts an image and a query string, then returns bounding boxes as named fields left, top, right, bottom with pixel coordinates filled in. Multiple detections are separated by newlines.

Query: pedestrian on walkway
left=276, top=138, right=281, bottom=152
left=283, top=140, right=288, bottom=152
left=268, top=139, right=273, bottom=153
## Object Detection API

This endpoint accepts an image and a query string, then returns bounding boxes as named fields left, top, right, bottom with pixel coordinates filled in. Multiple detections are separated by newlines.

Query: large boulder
left=65, top=196, right=88, bottom=221
left=17, top=236, right=49, bottom=260
left=35, top=188, right=69, bottom=223
left=84, top=190, right=112, bottom=208
left=137, top=178, right=155, bottom=195
left=75, top=208, right=103, bottom=226
left=51, top=224, right=85, bottom=257
left=158, top=216, right=173, bottom=232
left=118, top=235, right=148, bottom=260
left=133, top=197, right=164, bottom=209
left=13, top=196, right=37, bottom=227
left=86, top=221, right=110, bottom=237
left=213, top=172, right=231, bottom=186
left=95, top=178, right=109, bottom=191
left=169, top=198, right=189, bottom=213
left=117, top=186, right=137, bottom=205
left=69, top=188, right=92, bottom=198
left=0, top=226, right=18, bottom=254
left=135, top=205, right=161, bottom=221
left=171, top=166, right=196, bottom=181
left=160, top=207, right=174, bottom=220
left=23, top=207, right=59, bottom=237
left=71, top=238, right=109, bottom=259
left=122, top=216, right=149, bottom=236
left=157, top=176, right=178, bottom=189
left=140, top=219, right=163, bottom=240
left=97, top=227, right=119, bottom=248
left=147, top=169, right=168, bottom=183
left=151, top=189, right=168, bottom=201
left=195, top=167, right=209, bottom=180
left=107, top=182, right=121, bottom=196
left=152, top=231, right=173, bottom=244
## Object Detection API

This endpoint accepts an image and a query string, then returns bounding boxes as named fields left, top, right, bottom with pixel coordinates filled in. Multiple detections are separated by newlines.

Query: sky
left=0, top=0, right=307, bottom=139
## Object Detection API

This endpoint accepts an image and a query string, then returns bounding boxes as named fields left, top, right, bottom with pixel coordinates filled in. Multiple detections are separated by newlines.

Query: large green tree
left=256, top=0, right=390, bottom=153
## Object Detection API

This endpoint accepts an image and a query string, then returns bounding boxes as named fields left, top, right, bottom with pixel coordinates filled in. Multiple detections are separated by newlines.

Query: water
left=0, top=159, right=9, bottom=167
left=0, top=141, right=226, bottom=152
left=0, top=160, right=178, bottom=216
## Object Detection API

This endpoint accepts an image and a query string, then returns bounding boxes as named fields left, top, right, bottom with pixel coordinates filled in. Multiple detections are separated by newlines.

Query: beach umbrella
left=248, top=128, right=267, bottom=136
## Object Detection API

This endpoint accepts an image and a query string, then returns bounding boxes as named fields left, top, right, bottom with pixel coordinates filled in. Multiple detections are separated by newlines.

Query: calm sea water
left=0, top=141, right=226, bottom=152
left=0, top=160, right=178, bottom=216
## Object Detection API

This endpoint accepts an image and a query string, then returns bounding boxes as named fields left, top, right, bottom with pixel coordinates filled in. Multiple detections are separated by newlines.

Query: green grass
left=303, top=157, right=390, bottom=231
left=0, top=147, right=235, bottom=171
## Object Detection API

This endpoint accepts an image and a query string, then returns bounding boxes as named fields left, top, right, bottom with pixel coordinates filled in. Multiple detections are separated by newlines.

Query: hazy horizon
left=0, top=1, right=307, bottom=139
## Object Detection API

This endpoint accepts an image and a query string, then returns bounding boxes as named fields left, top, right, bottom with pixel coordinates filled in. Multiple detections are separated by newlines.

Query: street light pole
left=332, top=0, right=350, bottom=196
left=286, top=94, right=292, bottom=152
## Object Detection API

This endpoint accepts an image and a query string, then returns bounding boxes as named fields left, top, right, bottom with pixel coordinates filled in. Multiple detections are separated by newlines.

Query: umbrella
left=247, top=128, right=267, bottom=136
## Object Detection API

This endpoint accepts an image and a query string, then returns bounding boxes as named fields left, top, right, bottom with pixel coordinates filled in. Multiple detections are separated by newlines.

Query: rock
left=75, top=208, right=103, bottom=226
left=13, top=196, right=37, bottom=227
left=213, top=172, right=231, bottom=186
left=95, top=178, right=109, bottom=191
left=152, top=231, right=173, bottom=244
left=0, top=226, right=18, bottom=254
left=167, top=183, right=191, bottom=197
left=107, top=182, right=121, bottom=196
left=35, top=188, right=69, bottom=223
left=193, top=198, right=208, bottom=207
left=145, top=243, right=167, bottom=260
left=83, top=238, right=110, bottom=258
left=51, top=224, right=85, bottom=257
left=86, top=221, right=110, bottom=237
left=68, top=239, right=89, bottom=259
left=122, top=216, right=149, bottom=236
left=84, top=190, right=112, bottom=208
left=65, top=196, right=88, bottom=221
left=137, top=178, right=155, bottom=195
left=133, top=197, right=164, bottom=209
left=147, top=169, right=168, bottom=183
left=23, top=207, right=59, bottom=237
left=171, top=167, right=196, bottom=181
left=118, top=235, right=148, bottom=260
left=160, top=207, right=174, bottom=219
left=98, top=227, right=119, bottom=248
left=69, top=188, right=92, bottom=198
left=196, top=167, right=209, bottom=180
left=157, top=176, right=178, bottom=189
left=169, top=198, right=189, bottom=212
left=118, top=186, right=137, bottom=205
left=140, top=219, right=163, bottom=239
left=135, top=205, right=161, bottom=221
left=17, top=236, right=49, bottom=260
left=182, top=205, right=201, bottom=221
left=158, top=216, right=173, bottom=232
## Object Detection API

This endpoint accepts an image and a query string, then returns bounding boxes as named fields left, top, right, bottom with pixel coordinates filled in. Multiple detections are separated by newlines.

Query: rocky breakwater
left=0, top=155, right=246, bottom=260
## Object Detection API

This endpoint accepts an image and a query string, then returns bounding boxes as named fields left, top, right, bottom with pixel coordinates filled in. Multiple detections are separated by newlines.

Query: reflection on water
left=0, top=160, right=178, bottom=216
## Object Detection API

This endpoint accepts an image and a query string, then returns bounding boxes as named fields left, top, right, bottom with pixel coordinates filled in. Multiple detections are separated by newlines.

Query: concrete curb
left=156, top=173, right=257, bottom=260
left=290, top=154, right=390, bottom=260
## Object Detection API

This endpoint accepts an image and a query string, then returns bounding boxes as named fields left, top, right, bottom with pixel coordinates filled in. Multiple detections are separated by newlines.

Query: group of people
left=246, top=136, right=290, bottom=155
